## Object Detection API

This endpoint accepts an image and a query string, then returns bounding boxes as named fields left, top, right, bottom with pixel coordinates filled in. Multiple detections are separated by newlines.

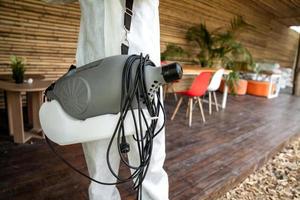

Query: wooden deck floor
left=1, top=93, right=300, bottom=200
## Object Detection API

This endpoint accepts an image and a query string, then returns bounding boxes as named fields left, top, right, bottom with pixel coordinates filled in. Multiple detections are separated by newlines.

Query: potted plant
left=186, top=16, right=255, bottom=95
left=161, top=43, right=189, bottom=65
left=10, top=55, right=26, bottom=84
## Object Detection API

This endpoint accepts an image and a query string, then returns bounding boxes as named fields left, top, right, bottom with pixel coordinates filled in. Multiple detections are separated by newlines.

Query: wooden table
left=0, top=80, right=52, bottom=143
left=170, top=65, right=232, bottom=109
left=182, top=65, right=231, bottom=76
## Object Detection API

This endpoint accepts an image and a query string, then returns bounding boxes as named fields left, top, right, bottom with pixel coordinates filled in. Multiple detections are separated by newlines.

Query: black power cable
left=45, top=54, right=165, bottom=200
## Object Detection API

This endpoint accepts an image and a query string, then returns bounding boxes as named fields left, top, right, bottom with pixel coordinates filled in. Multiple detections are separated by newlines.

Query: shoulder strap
left=121, top=0, right=134, bottom=55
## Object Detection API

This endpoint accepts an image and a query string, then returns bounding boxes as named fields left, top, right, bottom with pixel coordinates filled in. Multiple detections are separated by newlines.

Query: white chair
left=207, top=69, right=224, bottom=115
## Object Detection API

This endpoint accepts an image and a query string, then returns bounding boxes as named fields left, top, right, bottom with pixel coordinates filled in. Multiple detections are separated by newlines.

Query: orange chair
left=171, top=72, right=212, bottom=127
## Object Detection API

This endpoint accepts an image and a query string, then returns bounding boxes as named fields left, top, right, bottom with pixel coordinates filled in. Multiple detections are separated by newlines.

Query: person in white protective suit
left=45, top=0, right=169, bottom=199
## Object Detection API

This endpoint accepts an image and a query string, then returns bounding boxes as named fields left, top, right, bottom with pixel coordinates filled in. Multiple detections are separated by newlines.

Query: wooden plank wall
left=0, top=0, right=80, bottom=80
left=0, top=0, right=299, bottom=108
left=0, top=0, right=80, bottom=108
left=160, top=0, right=299, bottom=67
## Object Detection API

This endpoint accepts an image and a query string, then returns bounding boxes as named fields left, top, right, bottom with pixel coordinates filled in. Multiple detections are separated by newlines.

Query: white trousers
left=82, top=128, right=169, bottom=200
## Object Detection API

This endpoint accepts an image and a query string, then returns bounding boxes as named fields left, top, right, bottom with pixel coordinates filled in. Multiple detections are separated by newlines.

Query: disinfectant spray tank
left=39, top=54, right=182, bottom=145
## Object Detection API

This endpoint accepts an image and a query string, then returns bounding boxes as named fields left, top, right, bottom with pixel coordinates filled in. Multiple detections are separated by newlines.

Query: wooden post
left=31, top=91, right=43, bottom=132
left=293, top=34, right=300, bottom=96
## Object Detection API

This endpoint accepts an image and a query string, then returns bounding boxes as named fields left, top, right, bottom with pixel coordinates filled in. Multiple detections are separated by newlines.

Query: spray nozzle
left=161, top=63, right=183, bottom=83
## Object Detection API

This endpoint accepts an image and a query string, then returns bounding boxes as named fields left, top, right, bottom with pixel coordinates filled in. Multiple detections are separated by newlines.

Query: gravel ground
left=218, top=137, right=300, bottom=200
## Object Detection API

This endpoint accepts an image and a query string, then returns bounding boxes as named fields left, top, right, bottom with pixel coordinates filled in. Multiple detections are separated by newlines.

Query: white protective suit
left=76, top=0, right=169, bottom=199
